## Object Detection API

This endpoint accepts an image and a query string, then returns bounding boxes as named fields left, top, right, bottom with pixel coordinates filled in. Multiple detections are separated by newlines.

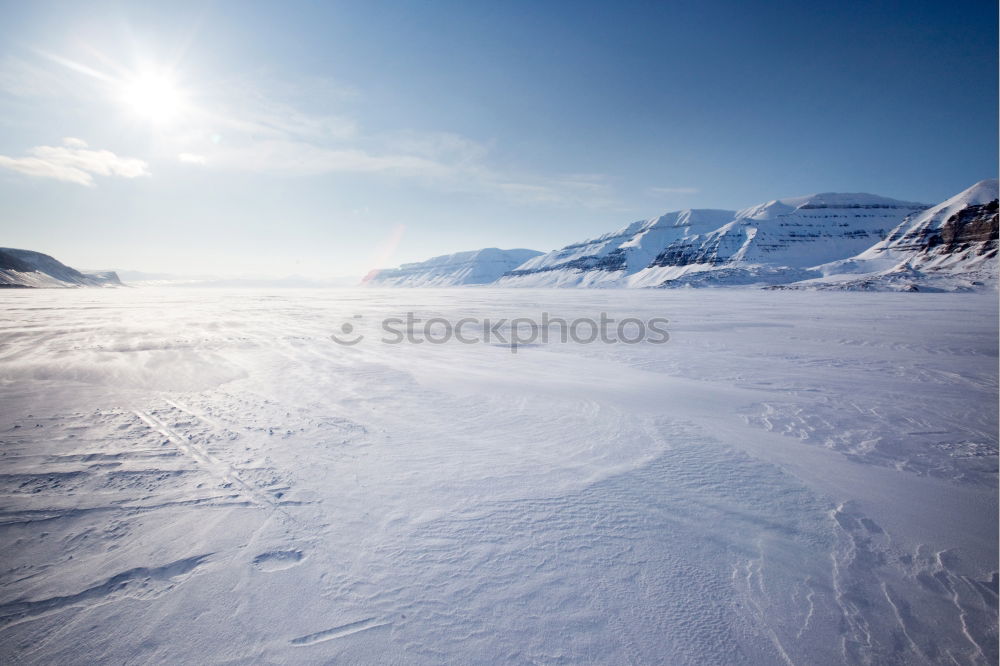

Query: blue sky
left=0, top=0, right=995, bottom=278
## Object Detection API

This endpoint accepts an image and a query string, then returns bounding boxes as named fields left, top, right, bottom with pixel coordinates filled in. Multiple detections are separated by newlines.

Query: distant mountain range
left=0, top=259, right=359, bottom=289
left=4, top=180, right=996, bottom=291
left=368, top=180, right=998, bottom=292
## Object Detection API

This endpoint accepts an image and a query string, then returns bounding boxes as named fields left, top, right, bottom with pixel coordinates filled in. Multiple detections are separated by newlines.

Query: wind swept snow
left=0, top=288, right=995, bottom=664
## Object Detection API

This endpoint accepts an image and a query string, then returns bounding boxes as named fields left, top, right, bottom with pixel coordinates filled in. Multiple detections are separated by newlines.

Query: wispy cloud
left=1, top=52, right=620, bottom=207
left=491, top=173, right=616, bottom=208
left=0, top=138, right=149, bottom=186
left=201, top=139, right=448, bottom=177
left=135, top=68, right=619, bottom=207
left=0, top=56, right=76, bottom=98
left=648, top=186, right=699, bottom=195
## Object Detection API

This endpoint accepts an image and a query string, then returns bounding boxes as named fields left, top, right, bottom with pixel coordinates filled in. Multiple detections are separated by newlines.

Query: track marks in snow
left=289, top=617, right=389, bottom=646
left=163, top=398, right=224, bottom=429
left=0, top=408, right=253, bottom=521
left=133, top=408, right=278, bottom=509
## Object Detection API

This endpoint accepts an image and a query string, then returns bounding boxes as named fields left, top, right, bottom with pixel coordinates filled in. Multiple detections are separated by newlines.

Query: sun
left=120, top=71, right=184, bottom=124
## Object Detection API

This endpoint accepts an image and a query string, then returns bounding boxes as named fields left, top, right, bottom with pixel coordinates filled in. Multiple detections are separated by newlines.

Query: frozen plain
left=0, top=288, right=996, bottom=665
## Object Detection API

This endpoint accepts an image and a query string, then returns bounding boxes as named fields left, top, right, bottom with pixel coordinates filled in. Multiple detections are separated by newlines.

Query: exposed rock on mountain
left=498, top=209, right=736, bottom=287
left=0, top=248, right=122, bottom=288
left=496, top=193, right=928, bottom=288
left=796, top=180, right=999, bottom=291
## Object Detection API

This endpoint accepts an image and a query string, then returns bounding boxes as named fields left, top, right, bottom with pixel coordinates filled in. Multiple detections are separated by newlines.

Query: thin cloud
left=204, top=139, right=448, bottom=177
left=649, top=186, right=699, bottom=195
left=0, top=56, right=74, bottom=98
left=0, top=138, right=149, bottom=186
left=7, top=50, right=620, bottom=206
left=178, top=152, right=206, bottom=164
left=160, top=73, right=621, bottom=207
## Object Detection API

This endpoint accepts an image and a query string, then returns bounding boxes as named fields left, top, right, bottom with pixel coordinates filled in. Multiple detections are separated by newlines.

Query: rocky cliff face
left=888, top=198, right=997, bottom=265
left=795, top=180, right=999, bottom=291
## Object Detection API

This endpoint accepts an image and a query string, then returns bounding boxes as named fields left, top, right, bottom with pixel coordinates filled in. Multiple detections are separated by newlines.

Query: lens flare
left=121, top=71, right=183, bottom=123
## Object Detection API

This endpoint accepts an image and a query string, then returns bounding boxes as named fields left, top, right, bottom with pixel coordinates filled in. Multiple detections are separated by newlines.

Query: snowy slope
left=795, top=180, right=999, bottom=291
left=497, top=194, right=927, bottom=288
left=0, top=248, right=122, bottom=288
left=364, top=247, right=542, bottom=287
left=495, top=209, right=736, bottom=288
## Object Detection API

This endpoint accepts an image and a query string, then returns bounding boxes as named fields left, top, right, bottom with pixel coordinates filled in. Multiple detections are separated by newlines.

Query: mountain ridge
left=791, top=179, right=999, bottom=291
left=370, top=181, right=996, bottom=291
left=0, top=248, right=122, bottom=288
left=496, top=191, right=931, bottom=289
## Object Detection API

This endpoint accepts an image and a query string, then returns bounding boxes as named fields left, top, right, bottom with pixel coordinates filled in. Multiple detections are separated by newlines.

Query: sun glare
left=120, top=71, right=184, bottom=123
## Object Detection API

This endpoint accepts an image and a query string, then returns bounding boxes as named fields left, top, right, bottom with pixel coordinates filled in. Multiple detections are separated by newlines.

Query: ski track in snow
left=0, top=288, right=995, bottom=664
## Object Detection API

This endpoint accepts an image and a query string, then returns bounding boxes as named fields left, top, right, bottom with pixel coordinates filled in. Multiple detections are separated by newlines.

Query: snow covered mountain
left=794, top=180, right=999, bottom=291
left=346, top=182, right=996, bottom=292
left=0, top=248, right=122, bottom=288
left=497, top=193, right=928, bottom=288
left=495, top=209, right=736, bottom=288
left=364, top=247, right=542, bottom=287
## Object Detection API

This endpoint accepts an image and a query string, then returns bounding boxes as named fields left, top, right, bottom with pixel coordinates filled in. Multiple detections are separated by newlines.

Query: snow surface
left=0, top=288, right=996, bottom=664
